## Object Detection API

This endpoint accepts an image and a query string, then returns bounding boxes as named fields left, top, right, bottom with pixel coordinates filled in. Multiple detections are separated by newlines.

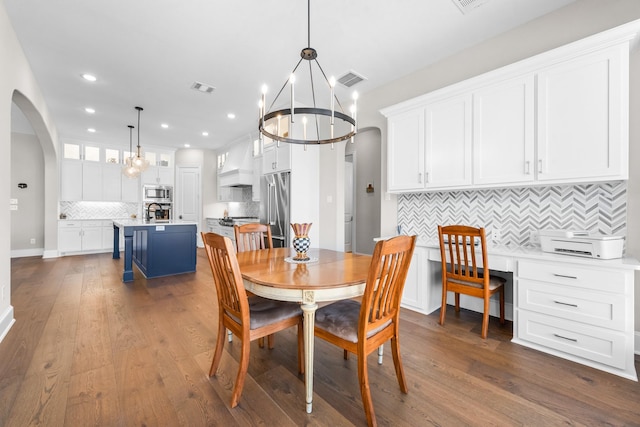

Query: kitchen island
left=113, top=219, right=198, bottom=282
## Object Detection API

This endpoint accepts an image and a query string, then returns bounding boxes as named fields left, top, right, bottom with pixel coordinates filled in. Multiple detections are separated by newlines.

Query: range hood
left=219, top=168, right=252, bottom=187
left=219, top=137, right=254, bottom=187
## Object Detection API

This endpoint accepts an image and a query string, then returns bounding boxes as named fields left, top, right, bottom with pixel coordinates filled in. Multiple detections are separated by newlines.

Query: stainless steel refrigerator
left=259, top=171, right=290, bottom=248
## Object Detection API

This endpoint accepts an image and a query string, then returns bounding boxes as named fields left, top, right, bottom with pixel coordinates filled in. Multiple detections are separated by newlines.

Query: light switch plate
left=9, top=198, right=18, bottom=204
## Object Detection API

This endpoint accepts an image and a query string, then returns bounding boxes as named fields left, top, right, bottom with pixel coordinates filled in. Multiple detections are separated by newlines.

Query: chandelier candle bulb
left=261, top=85, right=267, bottom=126
left=330, top=76, right=336, bottom=125
left=290, top=74, right=295, bottom=122
left=303, top=116, right=307, bottom=139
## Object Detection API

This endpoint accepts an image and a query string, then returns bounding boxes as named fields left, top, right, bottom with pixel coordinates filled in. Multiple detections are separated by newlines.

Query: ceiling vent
left=191, top=81, right=216, bottom=94
left=451, top=0, right=489, bottom=14
left=337, top=70, right=367, bottom=88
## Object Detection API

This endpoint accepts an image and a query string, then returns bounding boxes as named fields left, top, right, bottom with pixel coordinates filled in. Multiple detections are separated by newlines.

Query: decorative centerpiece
left=291, top=223, right=312, bottom=261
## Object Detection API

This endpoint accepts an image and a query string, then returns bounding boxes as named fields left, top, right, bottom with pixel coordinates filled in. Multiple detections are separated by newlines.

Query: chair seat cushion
left=315, top=299, right=391, bottom=343
left=449, top=274, right=506, bottom=290
left=245, top=296, right=302, bottom=330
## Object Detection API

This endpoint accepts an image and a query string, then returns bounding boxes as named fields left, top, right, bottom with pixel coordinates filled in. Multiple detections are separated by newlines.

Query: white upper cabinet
left=537, top=45, right=628, bottom=182
left=387, top=108, right=424, bottom=191
left=262, top=142, right=291, bottom=174
left=60, top=160, right=83, bottom=201
left=382, top=24, right=633, bottom=193
left=142, top=165, right=174, bottom=186
left=473, top=75, right=535, bottom=185
left=425, top=94, right=472, bottom=188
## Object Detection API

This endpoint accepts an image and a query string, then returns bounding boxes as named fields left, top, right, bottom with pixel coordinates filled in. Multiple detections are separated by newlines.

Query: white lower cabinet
left=400, top=247, right=441, bottom=315
left=514, top=259, right=636, bottom=380
left=58, top=220, right=118, bottom=255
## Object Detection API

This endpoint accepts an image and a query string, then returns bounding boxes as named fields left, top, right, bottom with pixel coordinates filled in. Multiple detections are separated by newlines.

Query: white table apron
left=243, top=278, right=367, bottom=413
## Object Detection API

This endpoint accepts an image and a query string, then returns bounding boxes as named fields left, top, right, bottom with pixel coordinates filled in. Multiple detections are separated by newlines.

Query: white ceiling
left=5, top=0, right=574, bottom=151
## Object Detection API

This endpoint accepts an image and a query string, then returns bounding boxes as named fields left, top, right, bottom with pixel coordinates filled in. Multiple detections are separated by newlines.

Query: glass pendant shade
left=132, top=146, right=150, bottom=172
left=132, top=106, right=150, bottom=171
left=123, top=124, right=141, bottom=178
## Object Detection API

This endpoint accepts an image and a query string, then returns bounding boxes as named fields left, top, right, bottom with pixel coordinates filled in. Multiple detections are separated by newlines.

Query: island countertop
left=113, top=219, right=198, bottom=228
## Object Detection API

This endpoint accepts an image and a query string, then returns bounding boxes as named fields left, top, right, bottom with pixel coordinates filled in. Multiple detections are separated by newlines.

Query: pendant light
left=123, top=125, right=140, bottom=178
left=258, top=0, right=357, bottom=146
left=131, top=106, right=150, bottom=171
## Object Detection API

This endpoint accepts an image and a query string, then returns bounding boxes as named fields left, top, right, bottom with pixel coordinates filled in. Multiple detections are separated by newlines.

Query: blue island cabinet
left=113, top=220, right=197, bottom=282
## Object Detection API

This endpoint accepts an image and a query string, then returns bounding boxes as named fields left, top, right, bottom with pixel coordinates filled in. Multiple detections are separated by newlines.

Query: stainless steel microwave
left=143, top=185, right=172, bottom=202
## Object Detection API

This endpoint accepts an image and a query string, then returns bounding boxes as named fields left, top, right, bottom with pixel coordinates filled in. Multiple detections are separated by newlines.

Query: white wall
left=1, top=2, right=59, bottom=341
left=10, top=132, right=44, bottom=254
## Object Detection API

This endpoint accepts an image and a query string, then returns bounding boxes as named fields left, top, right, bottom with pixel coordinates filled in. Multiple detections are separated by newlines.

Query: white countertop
left=375, top=235, right=640, bottom=271
left=113, top=219, right=198, bottom=228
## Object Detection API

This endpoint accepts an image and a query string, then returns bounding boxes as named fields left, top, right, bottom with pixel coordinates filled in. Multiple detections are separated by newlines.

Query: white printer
left=538, top=230, right=625, bottom=260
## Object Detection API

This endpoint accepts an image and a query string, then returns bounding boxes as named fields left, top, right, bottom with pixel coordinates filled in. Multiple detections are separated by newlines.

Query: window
left=63, top=143, right=81, bottom=160
left=105, top=148, right=120, bottom=164
left=84, top=145, right=100, bottom=162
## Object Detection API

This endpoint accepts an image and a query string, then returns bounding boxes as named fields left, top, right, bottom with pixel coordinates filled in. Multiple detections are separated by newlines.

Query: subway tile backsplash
left=397, top=181, right=627, bottom=247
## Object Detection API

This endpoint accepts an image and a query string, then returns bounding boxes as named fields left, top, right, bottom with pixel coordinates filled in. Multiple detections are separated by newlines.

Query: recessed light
left=82, top=73, right=97, bottom=82
left=85, top=107, right=95, bottom=114
left=184, top=144, right=191, bottom=148
left=87, top=128, right=96, bottom=133
left=202, top=131, right=209, bottom=136
left=161, top=123, right=169, bottom=129
left=227, top=113, right=236, bottom=119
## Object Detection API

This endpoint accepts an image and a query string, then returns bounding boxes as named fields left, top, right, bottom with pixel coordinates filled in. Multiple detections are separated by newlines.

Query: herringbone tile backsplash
left=398, top=181, right=627, bottom=247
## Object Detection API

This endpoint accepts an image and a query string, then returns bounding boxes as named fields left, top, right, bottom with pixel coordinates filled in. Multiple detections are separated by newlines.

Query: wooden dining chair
left=437, top=225, right=505, bottom=339
left=234, top=222, right=274, bottom=348
left=314, top=235, right=417, bottom=427
left=234, top=223, right=273, bottom=253
left=201, top=232, right=303, bottom=408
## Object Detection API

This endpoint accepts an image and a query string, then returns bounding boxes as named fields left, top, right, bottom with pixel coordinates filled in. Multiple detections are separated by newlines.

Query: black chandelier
left=258, top=0, right=358, bottom=146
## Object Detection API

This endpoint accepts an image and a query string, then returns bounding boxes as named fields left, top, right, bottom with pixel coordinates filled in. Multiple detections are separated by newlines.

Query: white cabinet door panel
left=425, top=94, right=472, bottom=188
left=537, top=46, right=627, bottom=181
left=102, top=164, right=122, bottom=201
left=81, top=162, right=102, bottom=201
left=473, top=75, right=535, bottom=185
left=60, top=161, right=83, bottom=201
left=387, top=109, right=425, bottom=191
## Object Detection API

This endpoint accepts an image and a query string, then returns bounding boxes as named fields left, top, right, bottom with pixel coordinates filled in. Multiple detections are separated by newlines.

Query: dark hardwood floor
left=1, top=251, right=639, bottom=426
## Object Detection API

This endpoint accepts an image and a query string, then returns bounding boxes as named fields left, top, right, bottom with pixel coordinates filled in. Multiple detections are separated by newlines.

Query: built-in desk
left=391, top=238, right=640, bottom=381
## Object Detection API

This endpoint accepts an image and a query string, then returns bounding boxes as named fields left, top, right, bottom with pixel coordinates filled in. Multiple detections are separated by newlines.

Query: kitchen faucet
left=146, top=202, right=164, bottom=221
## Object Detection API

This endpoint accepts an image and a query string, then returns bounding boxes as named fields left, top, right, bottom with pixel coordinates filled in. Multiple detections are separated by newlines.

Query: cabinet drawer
left=59, top=221, right=82, bottom=228
left=518, top=279, right=626, bottom=330
left=518, top=260, right=627, bottom=293
left=517, top=310, right=627, bottom=369
left=83, top=220, right=103, bottom=227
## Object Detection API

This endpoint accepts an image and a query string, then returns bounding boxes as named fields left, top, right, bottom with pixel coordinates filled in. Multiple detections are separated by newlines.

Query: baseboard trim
left=42, top=250, right=59, bottom=259
left=0, top=305, right=15, bottom=344
left=10, top=248, right=44, bottom=258
left=635, top=331, right=640, bottom=355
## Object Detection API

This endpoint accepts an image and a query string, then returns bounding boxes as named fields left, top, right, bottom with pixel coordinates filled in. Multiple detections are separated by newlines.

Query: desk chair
left=314, top=235, right=417, bottom=427
left=437, top=225, right=505, bottom=339
left=202, top=232, right=303, bottom=408
left=234, top=223, right=274, bottom=348
left=234, top=223, right=273, bottom=253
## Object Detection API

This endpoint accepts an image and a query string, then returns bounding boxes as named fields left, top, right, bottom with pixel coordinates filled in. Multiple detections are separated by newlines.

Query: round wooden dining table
left=235, top=247, right=372, bottom=414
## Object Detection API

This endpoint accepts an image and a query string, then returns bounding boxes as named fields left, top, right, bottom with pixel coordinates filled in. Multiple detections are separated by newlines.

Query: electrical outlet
left=492, top=229, right=501, bottom=243
left=529, top=230, right=540, bottom=245
left=30, top=238, right=36, bottom=245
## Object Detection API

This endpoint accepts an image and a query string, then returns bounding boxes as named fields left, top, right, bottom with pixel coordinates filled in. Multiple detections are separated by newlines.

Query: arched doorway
left=11, top=90, right=59, bottom=259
